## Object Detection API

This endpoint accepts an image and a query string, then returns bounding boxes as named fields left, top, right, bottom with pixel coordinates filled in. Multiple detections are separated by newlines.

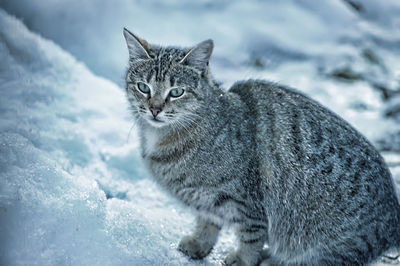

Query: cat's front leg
left=178, top=216, right=221, bottom=259
left=225, top=224, right=267, bottom=266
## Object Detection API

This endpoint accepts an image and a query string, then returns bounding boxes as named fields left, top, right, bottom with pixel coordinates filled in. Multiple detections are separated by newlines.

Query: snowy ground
left=1, top=1, right=400, bottom=265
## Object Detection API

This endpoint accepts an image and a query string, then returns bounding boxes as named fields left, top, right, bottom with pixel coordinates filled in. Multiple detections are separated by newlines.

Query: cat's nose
left=150, top=107, right=162, bottom=118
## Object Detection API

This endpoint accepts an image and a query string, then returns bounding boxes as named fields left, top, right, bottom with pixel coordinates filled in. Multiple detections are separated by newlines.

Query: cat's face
left=125, top=53, right=202, bottom=128
left=123, top=29, right=213, bottom=129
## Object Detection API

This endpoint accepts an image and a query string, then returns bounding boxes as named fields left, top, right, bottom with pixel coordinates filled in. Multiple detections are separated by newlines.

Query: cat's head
left=123, top=28, right=214, bottom=129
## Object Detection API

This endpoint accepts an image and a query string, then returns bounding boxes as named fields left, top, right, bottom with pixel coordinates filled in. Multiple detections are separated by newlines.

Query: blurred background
left=2, top=0, right=400, bottom=138
left=1, top=0, right=400, bottom=265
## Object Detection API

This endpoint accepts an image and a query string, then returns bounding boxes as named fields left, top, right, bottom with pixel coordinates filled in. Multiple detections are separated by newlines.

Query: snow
left=0, top=1, right=400, bottom=265
left=0, top=9, right=232, bottom=265
left=2, top=0, right=399, bottom=86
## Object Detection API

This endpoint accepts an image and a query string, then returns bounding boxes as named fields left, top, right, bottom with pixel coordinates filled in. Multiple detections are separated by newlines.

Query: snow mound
left=0, top=9, right=233, bottom=265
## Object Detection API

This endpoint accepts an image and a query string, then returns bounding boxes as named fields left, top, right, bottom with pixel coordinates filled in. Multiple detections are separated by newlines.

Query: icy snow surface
left=1, top=1, right=400, bottom=265
left=0, top=9, right=225, bottom=266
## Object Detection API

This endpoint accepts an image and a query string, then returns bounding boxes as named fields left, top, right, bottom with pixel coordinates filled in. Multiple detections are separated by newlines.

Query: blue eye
left=137, top=82, right=150, bottom=94
left=169, top=87, right=184, bottom=98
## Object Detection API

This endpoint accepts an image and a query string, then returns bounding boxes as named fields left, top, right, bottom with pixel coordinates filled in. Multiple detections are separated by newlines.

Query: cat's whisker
left=126, top=122, right=136, bottom=143
left=173, top=115, right=200, bottom=135
left=181, top=115, right=202, bottom=129
left=172, top=120, right=184, bottom=143
left=179, top=121, right=194, bottom=139
left=174, top=119, right=187, bottom=135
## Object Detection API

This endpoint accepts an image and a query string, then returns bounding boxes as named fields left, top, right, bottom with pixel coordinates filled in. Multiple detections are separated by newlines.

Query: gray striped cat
left=123, top=28, right=400, bottom=265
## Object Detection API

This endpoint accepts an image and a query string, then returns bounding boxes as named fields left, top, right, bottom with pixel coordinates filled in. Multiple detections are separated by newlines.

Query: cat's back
left=229, top=80, right=400, bottom=261
left=229, top=79, right=391, bottom=182
left=229, top=79, right=398, bottom=205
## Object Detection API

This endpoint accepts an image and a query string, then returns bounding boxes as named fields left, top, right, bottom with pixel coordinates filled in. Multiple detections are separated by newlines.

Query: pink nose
left=150, top=107, right=161, bottom=117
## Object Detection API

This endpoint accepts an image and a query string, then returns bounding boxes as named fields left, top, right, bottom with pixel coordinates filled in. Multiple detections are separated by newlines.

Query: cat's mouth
left=145, top=113, right=164, bottom=122
left=146, top=116, right=166, bottom=127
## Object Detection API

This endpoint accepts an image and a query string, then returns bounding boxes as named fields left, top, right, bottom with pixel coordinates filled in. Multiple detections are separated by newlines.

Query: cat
left=123, top=28, right=400, bottom=265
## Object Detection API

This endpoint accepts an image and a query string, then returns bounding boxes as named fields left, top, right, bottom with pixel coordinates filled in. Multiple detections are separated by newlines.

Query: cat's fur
left=123, top=28, right=400, bottom=265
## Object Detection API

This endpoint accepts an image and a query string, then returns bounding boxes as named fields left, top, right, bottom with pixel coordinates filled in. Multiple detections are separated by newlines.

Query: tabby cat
left=123, top=28, right=400, bottom=265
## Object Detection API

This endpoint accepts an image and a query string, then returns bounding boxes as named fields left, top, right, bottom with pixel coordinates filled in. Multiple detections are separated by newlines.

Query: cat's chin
left=145, top=118, right=167, bottom=128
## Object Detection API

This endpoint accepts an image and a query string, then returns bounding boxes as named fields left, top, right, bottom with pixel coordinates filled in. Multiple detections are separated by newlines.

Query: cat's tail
left=381, top=208, right=400, bottom=264
left=380, top=251, right=400, bottom=265
left=380, top=205, right=400, bottom=264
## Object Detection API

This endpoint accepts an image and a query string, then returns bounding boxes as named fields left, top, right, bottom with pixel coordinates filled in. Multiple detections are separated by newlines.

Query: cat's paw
left=224, top=251, right=248, bottom=266
left=259, top=250, right=276, bottom=266
left=178, top=235, right=213, bottom=260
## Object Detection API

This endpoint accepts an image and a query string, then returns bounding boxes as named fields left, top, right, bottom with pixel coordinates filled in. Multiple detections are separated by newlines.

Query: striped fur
left=123, top=29, right=400, bottom=266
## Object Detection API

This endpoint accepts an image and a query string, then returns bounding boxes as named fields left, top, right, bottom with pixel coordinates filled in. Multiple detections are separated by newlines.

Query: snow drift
left=0, top=9, right=234, bottom=265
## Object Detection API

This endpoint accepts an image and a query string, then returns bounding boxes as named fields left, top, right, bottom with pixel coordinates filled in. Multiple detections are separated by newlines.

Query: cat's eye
left=169, top=87, right=184, bottom=98
left=137, top=82, right=150, bottom=94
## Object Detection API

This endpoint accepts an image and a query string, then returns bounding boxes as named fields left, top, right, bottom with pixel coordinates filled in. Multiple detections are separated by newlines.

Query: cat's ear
left=180, top=39, right=213, bottom=73
left=123, top=28, right=151, bottom=61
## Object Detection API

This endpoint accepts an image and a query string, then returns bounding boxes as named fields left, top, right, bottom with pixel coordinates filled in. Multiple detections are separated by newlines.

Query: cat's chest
left=141, top=128, right=159, bottom=156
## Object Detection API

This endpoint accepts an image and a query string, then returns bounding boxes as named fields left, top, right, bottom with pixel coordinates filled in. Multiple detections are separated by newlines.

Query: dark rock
left=329, top=67, right=363, bottom=82
left=343, top=0, right=364, bottom=13
left=385, top=105, right=400, bottom=119
left=362, top=49, right=380, bottom=65
left=373, top=83, right=400, bottom=101
left=377, top=131, right=400, bottom=153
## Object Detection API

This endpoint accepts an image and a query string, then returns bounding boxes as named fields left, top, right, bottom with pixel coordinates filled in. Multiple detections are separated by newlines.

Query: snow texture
left=0, top=8, right=230, bottom=266
left=0, top=1, right=400, bottom=265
